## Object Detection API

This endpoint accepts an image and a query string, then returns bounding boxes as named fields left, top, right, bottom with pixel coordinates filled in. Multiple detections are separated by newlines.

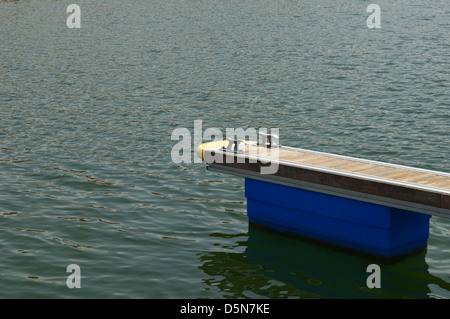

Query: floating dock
left=197, top=135, right=450, bottom=260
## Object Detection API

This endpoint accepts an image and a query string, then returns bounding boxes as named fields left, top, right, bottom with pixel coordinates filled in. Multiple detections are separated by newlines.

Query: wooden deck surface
left=203, top=143, right=450, bottom=215
left=243, top=145, right=450, bottom=192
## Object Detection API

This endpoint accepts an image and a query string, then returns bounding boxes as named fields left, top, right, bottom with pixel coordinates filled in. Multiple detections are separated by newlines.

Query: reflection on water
left=200, top=226, right=450, bottom=299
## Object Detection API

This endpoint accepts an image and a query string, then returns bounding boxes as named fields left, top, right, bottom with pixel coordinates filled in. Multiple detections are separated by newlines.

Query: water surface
left=0, top=0, right=449, bottom=298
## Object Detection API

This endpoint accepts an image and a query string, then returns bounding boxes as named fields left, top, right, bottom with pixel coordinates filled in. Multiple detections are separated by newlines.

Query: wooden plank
left=310, top=157, right=360, bottom=169
left=245, top=147, right=307, bottom=161
left=282, top=153, right=327, bottom=163
left=279, top=151, right=321, bottom=162
left=382, top=170, right=426, bottom=181
left=249, top=148, right=403, bottom=179
left=421, top=179, right=450, bottom=190
left=245, top=146, right=282, bottom=159
left=353, top=165, right=402, bottom=177
left=299, top=156, right=347, bottom=166
left=271, top=148, right=349, bottom=165
left=397, top=174, right=449, bottom=185
left=327, top=162, right=379, bottom=172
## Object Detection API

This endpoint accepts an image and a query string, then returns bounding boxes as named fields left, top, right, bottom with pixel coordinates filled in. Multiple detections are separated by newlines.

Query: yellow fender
left=196, top=140, right=228, bottom=161
left=196, top=140, right=255, bottom=161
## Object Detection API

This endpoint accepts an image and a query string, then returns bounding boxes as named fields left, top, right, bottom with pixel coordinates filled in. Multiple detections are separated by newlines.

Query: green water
left=0, top=0, right=449, bottom=298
